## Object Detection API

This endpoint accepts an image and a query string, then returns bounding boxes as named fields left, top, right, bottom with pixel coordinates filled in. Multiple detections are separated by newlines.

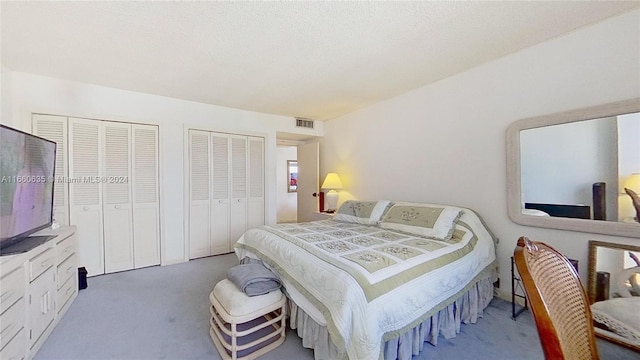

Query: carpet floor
left=35, top=254, right=639, bottom=360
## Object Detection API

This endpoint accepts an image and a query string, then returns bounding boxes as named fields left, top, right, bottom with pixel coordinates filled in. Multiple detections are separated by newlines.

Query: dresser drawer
left=0, top=299, right=24, bottom=351
left=57, top=254, right=76, bottom=290
left=56, top=234, right=76, bottom=265
left=0, top=268, right=25, bottom=315
left=29, top=249, right=55, bottom=282
left=57, top=276, right=76, bottom=313
left=0, top=327, right=25, bottom=360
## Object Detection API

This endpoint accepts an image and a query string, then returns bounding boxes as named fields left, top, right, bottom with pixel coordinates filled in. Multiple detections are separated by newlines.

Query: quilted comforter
left=234, top=209, right=497, bottom=360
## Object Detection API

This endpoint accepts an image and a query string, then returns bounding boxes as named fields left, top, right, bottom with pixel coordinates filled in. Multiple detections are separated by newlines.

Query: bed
left=234, top=201, right=498, bottom=360
left=591, top=266, right=640, bottom=349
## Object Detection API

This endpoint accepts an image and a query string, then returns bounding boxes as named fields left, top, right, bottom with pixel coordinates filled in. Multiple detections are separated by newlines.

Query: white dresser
left=0, top=226, right=78, bottom=360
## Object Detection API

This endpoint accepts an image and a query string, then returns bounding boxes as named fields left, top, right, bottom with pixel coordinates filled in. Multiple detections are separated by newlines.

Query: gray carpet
left=35, top=254, right=639, bottom=360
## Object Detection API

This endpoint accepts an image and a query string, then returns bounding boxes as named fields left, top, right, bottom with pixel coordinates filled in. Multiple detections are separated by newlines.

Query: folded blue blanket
left=227, top=262, right=281, bottom=297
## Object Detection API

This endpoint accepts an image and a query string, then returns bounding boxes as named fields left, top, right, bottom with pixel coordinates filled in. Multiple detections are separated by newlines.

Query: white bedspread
left=591, top=297, right=640, bottom=344
left=235, top=209, right=496, bottom=360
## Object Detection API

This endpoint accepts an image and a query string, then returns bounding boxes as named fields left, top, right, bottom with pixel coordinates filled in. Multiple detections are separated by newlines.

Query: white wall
left=0, top=72, right=324, bottom=265
left=321, top=10, right=640, bottom=299
left=618, top=112, right=640, bottom=220
left=520, top=117, right=617, bottom=218
left=624, top=251, right=640, bottom=269
left=596, top=247, right=623, bottom=278
left=1, top=67, right=13, bottom=128
left=276, top=146, right=297, bottom=223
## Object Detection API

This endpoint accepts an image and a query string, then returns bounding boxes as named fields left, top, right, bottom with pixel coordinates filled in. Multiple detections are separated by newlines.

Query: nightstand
left=511, top=256, right=528, bottom=320
left=310, top=211, right=334, bottom=221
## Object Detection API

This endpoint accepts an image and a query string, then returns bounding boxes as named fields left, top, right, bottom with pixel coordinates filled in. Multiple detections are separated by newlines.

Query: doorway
left=276, top=145, right=297, bottom=223
left=276, top=134, right=321, bottom=223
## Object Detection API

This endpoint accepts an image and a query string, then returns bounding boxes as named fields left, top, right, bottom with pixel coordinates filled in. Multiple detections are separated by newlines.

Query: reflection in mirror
left=588, top=240, right=640, bottom=351
left=287, top=160, right=298, bottom=193
left=506, top=98, right=640, bottom=238
left=520, top=113, right=639, bottom=223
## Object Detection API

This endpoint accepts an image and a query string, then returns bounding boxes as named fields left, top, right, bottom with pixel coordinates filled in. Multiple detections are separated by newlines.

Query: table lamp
left=623, top=173, right=640, bottom=192
left=321, top=173, right=343, bottom=213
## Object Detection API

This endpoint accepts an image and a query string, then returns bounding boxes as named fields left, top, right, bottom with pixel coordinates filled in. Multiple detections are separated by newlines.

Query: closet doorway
left=33, top=114, right=161, bottom=277
left=187, top=130, right=265, bottom=259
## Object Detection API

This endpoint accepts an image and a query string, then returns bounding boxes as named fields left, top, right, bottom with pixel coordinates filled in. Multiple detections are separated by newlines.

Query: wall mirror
left=587, top=240, right=640, bottom=351
left=506, top=98, right=640, bottom=238
left=287, top=160, right=298, bottom=193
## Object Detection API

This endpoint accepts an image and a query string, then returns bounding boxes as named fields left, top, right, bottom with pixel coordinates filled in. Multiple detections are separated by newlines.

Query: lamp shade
left=321, top=173, right=343, bottom=190
left=624, top=173, right=640, bottom=192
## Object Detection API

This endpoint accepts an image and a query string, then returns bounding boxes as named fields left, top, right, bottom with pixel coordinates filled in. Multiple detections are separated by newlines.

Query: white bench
left=209, top=279, right=286, bottom=360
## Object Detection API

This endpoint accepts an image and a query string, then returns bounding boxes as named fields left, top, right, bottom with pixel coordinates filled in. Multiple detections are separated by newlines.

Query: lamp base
left=325, top=190, right=339, bottom=212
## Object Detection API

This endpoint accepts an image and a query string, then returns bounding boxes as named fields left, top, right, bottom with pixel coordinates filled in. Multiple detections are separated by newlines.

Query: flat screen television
left=0, top=124, right=57, bottom=255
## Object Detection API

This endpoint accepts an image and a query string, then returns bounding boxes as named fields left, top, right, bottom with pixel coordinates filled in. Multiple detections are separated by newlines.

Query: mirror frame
left=506, top=98, right=640, bottom=238
left=587, top=240, right=640, bottom=351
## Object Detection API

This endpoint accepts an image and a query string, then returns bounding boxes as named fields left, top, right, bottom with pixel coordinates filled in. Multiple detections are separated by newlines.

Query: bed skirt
left=288, top=276, right=495, bottom=360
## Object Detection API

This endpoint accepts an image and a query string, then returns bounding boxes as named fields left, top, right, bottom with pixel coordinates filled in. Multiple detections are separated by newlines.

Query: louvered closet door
left=247, top=137, right=265, bottom=231
left=210, top=133, right=231, bottom=255
left=102, top=122, right=134, bottom=273
left=229, top=135, right=248, bottom=245
left=132, top=124, right=161, bottom=268
left=32, top=114, right=69, bottom=226
left=69, top=117, right=104, bottom=276
left=189, top=130, right=211, bottom=259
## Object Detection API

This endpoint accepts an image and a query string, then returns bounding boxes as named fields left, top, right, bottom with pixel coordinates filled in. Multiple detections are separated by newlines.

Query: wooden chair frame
left=514, top=236, right=599, bottom=360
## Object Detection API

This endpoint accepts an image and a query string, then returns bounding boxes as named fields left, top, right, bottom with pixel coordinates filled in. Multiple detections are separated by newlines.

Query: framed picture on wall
left=288, top=160, right=298, bottom=193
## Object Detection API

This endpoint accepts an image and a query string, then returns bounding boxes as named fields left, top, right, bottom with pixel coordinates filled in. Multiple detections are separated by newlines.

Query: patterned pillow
left=334, top=200, right=392, bottom=225
left=379, top=202, right=462, bottom=240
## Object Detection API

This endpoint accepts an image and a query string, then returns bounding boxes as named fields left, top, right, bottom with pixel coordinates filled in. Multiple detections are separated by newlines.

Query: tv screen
left=0, top=124, right=56, bottom=252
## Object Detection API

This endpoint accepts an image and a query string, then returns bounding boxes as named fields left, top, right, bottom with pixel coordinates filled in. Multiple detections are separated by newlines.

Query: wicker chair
left=514, top=236, right=599, bottom=360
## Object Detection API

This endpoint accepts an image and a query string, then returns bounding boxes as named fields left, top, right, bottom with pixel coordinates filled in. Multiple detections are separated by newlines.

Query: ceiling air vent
left=295, top=117, right=314, bottom=129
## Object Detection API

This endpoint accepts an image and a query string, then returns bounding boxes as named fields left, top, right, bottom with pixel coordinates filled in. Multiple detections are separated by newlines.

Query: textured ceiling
left=2, top=1, right=638, bottom=120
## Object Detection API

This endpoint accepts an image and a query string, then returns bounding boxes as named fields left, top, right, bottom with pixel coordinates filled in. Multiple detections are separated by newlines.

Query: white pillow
left=334, top=200, right=391, bottom=225
left=379, top=202, right=462, bottom=240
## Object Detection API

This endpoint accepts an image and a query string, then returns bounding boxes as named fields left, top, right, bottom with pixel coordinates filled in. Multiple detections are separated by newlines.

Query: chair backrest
left=514, top=236, right=599, bottom=360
